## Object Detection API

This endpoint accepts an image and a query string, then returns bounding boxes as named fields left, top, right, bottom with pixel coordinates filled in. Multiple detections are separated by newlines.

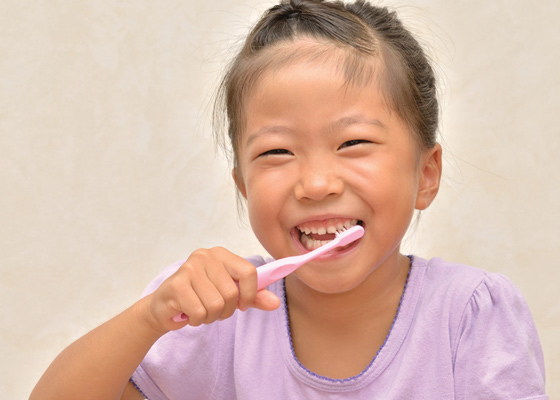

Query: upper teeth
left=297, top=218, right=358, bottom=235
left=297, top=219, right=360, bottom=251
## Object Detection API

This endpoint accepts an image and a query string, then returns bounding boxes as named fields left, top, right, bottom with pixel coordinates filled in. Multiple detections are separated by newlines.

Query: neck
left=285, top=253, right=411, bottom=324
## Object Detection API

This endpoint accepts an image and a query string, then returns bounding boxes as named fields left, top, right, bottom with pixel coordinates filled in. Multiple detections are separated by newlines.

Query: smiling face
left=234, top=49, right=441, bottom=293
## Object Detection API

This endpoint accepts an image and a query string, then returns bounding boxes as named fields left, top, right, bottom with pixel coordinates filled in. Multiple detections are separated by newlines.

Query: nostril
left=294, top=167, right=344, bottom=201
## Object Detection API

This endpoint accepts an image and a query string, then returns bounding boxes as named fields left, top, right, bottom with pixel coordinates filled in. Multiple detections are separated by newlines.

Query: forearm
left=30, top=296, right=165, bottom=400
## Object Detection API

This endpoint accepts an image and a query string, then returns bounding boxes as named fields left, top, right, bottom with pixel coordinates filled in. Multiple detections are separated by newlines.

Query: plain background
left=1, top=0, right=558, bottom=398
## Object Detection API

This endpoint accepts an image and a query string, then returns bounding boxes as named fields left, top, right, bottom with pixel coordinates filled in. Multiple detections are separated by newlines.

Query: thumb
left=250, top=289, right=281, bottom=311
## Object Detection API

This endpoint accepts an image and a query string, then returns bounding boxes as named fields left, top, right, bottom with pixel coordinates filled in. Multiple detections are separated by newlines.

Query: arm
left=30, top=296, right=162, bottom=400
left=30, top=297, right=164, bottom=400
left=30, top=248, right=280, bottom=400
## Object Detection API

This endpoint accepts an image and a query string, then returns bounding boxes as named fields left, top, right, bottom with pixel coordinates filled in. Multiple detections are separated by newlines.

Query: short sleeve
left=453, top=273, right=547, bottom=399
left=130, top=256, right=268, bottom=399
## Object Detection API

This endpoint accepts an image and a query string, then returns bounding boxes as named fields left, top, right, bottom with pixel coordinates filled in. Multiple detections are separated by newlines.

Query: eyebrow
left=330, top=115, right=386, bottom=131
left=245, top=125, right=292, bottom=146
left=245, top=114, right=386, bottom=146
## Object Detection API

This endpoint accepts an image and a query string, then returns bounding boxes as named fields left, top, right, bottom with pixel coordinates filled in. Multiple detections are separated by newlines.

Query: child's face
left=234, top=55, right=441, bottom=293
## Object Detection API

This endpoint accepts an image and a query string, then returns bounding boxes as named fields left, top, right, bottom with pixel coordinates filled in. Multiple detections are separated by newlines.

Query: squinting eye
left=338, top=139, right=371, bottom=150
left=259, top=149, right=292, bottom=157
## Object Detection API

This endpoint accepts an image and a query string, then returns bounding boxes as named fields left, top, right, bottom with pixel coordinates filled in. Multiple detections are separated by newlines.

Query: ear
left=232, top=168, right=247, bottom=199
left=415, top=143, right=442, bottom=210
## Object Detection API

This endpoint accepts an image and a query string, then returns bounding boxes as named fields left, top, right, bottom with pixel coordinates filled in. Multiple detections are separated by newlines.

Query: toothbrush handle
left=256, top=250, right=318, bottom=290
left=256, top=259, right=301, bottom=290
left=255, top=235, right=349, bottom=290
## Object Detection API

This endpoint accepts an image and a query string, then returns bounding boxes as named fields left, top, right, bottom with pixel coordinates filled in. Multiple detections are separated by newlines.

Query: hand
left=143, top=247, right=281, bottom=332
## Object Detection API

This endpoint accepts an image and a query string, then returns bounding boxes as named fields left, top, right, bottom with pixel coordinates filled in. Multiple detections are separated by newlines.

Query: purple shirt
left=131, top=256, right=547, bottom=399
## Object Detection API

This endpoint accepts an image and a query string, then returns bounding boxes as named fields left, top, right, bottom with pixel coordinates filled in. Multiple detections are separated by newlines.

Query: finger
left=198, top=246, right=257, bottom=312
left=174, top=253, right=228, bottom=325
left=190, top=274, right=228, bottom=324
left=223, top=257, right=258, bottom=312
left=208, top=247, right=257, bottom=311
left=172, top=283, right=208, bottom=327
left=169, top=261, right=219, bottom=326
left=250, top=289, right=281, bottom=311
left=204, top=262, right=240, bottom=321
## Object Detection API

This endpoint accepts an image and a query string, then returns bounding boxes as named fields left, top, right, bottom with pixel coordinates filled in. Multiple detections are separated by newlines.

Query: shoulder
left=411, top=257, right=546, bottom=397
left=412, top=256, right=535, bottom=334
left=413, top=256, right=521, bottom=305
left=417, top=256, right=492, bottom=284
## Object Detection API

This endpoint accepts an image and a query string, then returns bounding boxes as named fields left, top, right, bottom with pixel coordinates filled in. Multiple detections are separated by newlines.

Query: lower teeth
left=300, top=233, right=335, bottom=251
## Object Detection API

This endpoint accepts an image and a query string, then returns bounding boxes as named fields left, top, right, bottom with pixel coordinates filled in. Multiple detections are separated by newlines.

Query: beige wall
left=1, top=0, right=558, bottom=397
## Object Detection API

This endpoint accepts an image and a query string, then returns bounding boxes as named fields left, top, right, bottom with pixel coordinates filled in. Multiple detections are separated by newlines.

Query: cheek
left=245, top=186, right=294, bottom=260
left=244, top=172, right=286, bottom=230
left=244, top=165, right=295, bottom=206
left=349, top=155, right=420, bottom=210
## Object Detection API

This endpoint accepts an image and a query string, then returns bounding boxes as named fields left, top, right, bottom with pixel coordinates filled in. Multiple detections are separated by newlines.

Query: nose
left=294, top=158, right=344, bottom=201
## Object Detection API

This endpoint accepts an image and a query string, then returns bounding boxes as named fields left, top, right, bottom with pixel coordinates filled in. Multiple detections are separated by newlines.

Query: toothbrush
left=172, top=225, right=364, bottom=322
left=256, top=224, right=364, bottom=290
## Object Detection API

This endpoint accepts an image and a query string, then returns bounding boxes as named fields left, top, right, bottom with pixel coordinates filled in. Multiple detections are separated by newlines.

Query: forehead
left=248, top=54, right=380, bottom=109
left=242, top=56, right=405, bottom=146
left=247, top=39, right=382, bottom=96
left=247, top=43, right=389, bottom=109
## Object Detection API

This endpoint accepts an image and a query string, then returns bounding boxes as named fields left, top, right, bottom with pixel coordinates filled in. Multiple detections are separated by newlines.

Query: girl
left=31, top=0, right=547, bottom=399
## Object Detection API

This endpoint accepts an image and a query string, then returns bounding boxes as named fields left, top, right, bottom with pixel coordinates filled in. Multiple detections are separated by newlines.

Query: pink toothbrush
left=172, top=225, right=364, bottom=322
left=256, top=224, right=364, bottom=290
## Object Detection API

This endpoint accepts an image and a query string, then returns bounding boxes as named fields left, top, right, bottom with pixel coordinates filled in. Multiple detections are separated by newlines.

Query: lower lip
left=317, top=239, right=361, bottom=261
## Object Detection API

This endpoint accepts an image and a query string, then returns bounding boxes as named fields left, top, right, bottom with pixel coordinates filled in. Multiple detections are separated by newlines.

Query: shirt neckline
left=275, top=255, right=425, bottom=391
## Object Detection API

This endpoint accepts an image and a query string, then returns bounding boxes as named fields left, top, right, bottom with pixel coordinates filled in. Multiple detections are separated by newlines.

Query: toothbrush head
left=334, top=225, right=364, bottom=247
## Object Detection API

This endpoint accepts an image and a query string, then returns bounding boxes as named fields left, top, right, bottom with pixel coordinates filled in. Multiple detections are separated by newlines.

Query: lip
left=316, top=235, right=362, bottom=260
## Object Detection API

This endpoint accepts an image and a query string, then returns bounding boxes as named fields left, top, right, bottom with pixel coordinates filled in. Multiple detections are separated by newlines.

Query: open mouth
left=296, top=218, right=363, bottom=251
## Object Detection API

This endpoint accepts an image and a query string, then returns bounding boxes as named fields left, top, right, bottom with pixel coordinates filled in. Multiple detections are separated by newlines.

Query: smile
left=296, top=218, right=361, bottom=251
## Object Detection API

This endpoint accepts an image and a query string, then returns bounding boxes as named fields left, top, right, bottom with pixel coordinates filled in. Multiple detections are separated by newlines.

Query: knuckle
left=163, top=276, right=187, bottom=297
left=188, top=305, right=208, bottom=326
left=188, top=248, right=211, bottom=261
left=209, top=246, right=226, bottom=252
left=237, top=266, right=256, bottom=282
left=178, top=260, right=197, bottom=275
left=185, top=247, right=228, bottom=268
left=206, top=296, right=225, bottom=313
left=220, top=307, right=236, bottom=321
left=208, top=246, right=227, bottom=257
left=177, top=260, right=205, bottom=281
left=222, top=286, right=239, bottom=302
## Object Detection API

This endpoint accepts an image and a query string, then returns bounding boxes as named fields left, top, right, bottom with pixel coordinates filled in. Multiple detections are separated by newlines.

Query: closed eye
left=258, top=148, right=293, bottom=157
left=338, top=139, right=372, bottom=150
